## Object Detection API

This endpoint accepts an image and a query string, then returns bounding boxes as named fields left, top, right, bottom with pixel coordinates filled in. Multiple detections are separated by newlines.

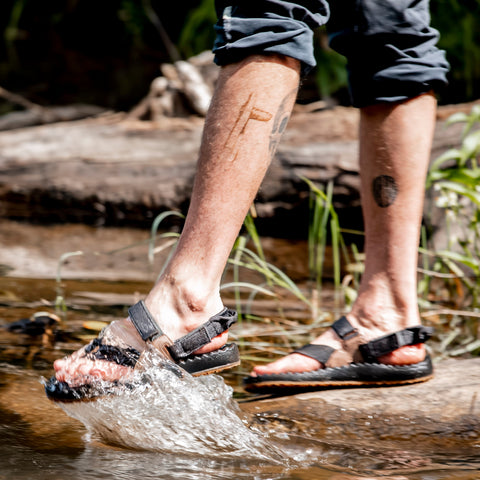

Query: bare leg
left=54, top=54, right=301, bottom=384
left=253, top=92, right=437, bottom=375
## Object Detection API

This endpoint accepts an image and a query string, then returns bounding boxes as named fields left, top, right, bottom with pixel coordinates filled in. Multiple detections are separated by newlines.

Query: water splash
left=56, top=351, right=285, bottom=463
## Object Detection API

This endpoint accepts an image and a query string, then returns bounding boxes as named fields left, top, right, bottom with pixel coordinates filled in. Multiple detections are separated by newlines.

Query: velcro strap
left=359, top=326, right=434, bottom=360
left=168, top=308, right=237, bottom=360
left=128, top=300, right=165, bottom=342
left=294, top=344, right=335, bottom=365
left=331, top=316, right=359, bottom=341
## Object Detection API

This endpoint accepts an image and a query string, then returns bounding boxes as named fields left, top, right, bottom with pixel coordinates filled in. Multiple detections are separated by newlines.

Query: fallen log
left=240, top=357, right=480, bottom=462
left=0, top=102, right=475, bottom=236
left=0, top=104, right=107, bottom=131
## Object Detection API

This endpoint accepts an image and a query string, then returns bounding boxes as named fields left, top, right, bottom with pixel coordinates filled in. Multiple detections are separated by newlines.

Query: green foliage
left=220, top=179, right=361, bottom=324
left=424, top=105, right=480, bottom=292
left=430, top=0, right=480, bottom=101
left=305, top=179, right=342, bottom=290
left=421, top=104, right=480, bottom=355
left=304, top=177, right=362, bottom=311
left=222, top=211, right=312, bottom=325
left=426, top=105, right=480, bottom=227
left=177, top=0, right=217, bottom=59
left=313, top=29, right=348, bottom=100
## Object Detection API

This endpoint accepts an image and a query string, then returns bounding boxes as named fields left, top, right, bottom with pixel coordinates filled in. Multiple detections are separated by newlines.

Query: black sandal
left=45, top=301, right=240, bottom=402
left=243, top=316, right=434, bottom=394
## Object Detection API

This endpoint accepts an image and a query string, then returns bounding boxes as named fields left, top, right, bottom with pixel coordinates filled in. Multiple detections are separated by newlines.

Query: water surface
left=1, top=220, right=479, bottom=479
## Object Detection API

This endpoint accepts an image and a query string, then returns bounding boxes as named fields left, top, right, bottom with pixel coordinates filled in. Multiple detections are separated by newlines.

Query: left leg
left=252, top=92, right=437, bottom=376
left=248, top=0, right=449, bottom=382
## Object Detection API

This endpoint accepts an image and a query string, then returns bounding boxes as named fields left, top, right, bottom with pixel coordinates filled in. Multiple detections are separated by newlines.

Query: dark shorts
left=213, top=0, right=449, bottom=107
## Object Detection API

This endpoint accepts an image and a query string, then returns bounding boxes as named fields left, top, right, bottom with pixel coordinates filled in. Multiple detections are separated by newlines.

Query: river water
left=0, top=221, right=479, bottom=479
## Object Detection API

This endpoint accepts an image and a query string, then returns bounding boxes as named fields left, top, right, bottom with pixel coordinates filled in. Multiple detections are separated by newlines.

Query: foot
left=54, top=289, right=228, bottom=387
left=251, top=315, right=426, bottom=377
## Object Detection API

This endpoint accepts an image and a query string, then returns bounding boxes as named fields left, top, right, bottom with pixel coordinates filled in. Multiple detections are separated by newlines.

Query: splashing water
left=55, top=351, right=285, bottom=463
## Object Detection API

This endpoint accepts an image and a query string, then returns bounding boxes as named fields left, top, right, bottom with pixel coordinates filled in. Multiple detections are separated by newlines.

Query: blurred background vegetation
left=0, top=0, right=479, bottom=115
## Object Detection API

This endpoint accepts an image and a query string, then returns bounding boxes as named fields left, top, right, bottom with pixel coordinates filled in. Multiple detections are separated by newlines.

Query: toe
left=53, top=358, right=65, bottom=371
left=378, top=343, right=426, bottom=365
left=193, top=331, right=229, bottom=355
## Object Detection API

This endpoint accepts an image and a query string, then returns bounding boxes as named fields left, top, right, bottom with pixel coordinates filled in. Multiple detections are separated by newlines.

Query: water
left=1, top=219, right=480, bottom=479
left=2, top=309, right=479, bottom=480
left=53, top=352, right=283, bottom=461
left=0, top=359, right=330, bottom=480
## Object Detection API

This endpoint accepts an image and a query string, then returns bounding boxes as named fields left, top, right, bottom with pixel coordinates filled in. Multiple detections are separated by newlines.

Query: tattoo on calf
left=372, top=175, right=398, bottom=208
left=224, top=93, right=272, bottom=161
left=269, top=88, right=298, bottom=157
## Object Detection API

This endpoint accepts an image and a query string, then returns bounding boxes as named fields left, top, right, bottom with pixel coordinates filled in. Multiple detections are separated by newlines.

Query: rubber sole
left=243, top=373, right=434, bottom=392
left=191, top=360, right=241, bottom=377
left=243, top=355, right=434, bottom=394
left=179, top=343, right=240, bottom=375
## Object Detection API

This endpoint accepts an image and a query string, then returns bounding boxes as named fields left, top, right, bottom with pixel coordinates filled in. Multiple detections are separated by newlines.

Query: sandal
left=45, top=301, right=240, bottom=402
left=243, top=316, right=434, bottom=394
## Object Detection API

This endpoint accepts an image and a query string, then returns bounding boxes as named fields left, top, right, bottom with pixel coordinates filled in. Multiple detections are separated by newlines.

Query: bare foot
left=251, top=318, right=426, bottom=377
left=54, top=296, right=229, bottom=386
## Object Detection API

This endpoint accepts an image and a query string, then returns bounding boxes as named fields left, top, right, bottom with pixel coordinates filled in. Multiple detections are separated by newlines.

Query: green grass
left=419, top=104, right=480, bottom=357
left=53, top=107, right=480, bottom=360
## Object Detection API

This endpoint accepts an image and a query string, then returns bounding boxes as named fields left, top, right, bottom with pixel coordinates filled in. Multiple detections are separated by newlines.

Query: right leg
left=144, top=54, right=300, bottom=342
left=54, top=54, right=301, bottom=385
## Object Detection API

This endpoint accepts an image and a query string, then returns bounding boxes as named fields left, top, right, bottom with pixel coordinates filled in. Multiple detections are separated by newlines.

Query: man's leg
left=54, top=54, right=301, bottom=384
left=253, top=92, right=437, bottom=375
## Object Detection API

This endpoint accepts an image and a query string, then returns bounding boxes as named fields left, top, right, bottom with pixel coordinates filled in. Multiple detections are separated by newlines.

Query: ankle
left=350, top=280, right=421, bottom=333
left=145, top=274, right=224, bottom=334
left=347, top=303, right=421, bottom=345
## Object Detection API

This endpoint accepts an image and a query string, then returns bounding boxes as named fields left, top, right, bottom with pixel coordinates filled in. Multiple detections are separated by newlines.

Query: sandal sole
left=243, top=356, right=434, bottom=393
left=243, top=373, right=434, bottom=393
left=192, top=359, right=241, bottom=377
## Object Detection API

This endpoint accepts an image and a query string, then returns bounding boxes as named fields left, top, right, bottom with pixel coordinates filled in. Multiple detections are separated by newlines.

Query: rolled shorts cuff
left=213, top=1, right=329, bottom=75
left=212, top=0, right=450, bottom=107
left=328, top=0, right=450, bottom=107
left=344, top=38, right=450, bottom=107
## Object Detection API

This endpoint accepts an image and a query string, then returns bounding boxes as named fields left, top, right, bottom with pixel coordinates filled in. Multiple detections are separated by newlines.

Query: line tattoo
left=372, top=175, right=398, bottom=208
left=224, top=93, right=272, bottom=159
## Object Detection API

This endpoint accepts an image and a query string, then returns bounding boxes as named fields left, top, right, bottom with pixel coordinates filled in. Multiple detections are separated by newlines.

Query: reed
left=420, top=104, right=480, bottom=356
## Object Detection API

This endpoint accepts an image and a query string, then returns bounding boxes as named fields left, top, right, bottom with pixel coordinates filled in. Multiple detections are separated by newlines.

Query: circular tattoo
left=372, top=175, right=398, bottom=208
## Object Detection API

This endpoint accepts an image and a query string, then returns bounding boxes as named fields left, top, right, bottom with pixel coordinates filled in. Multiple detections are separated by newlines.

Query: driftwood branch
left=0, top=85, right=106, bottom=131
left=0, top=86, right=44, bottom=111
left=128, top=51, right=217, bottom=120
left=0, top=87, right=45, bottom=112
left=142, top=0, right=181, bottom=63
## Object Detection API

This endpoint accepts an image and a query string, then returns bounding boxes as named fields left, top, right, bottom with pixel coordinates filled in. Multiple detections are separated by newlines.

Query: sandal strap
left=128, top=300, right=167, bottom=342
left=294, top=320, right=433, bottom=367
left=331, top=316, right=359, bottom=340
left=168, top=308, right=238, bottom=360
left=294, top=344, right=335, bottom=365
left=83, top=338, right=141, bottom=368
left=128, top=301, right=237, bottom=361
left=293, top=317, right=359, bottom=367
left=359, top=325, right=434, bottom=361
